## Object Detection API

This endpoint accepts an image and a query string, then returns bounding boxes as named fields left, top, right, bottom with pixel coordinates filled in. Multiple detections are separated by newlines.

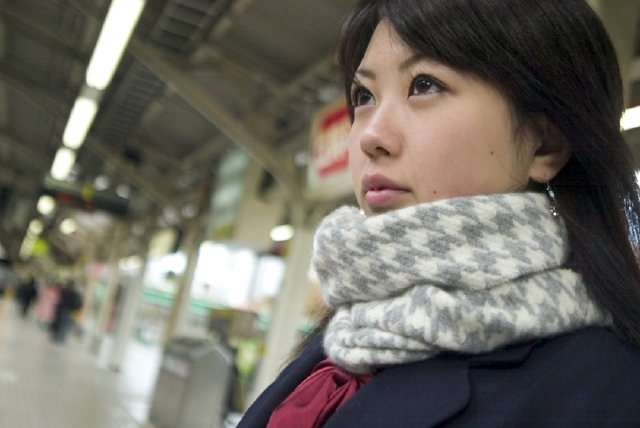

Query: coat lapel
left=323, top=341, right=538, bottom=428
left=323, top=356, right=471, bottom=428
left=236, top=338, right=326, bottom=428
left=238, top=337, right=538, bottom=428
left=467, top=339, right=537, bottom=367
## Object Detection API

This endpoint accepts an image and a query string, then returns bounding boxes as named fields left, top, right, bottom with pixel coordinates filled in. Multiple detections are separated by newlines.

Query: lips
left=362, top=174, right=408, bottom=208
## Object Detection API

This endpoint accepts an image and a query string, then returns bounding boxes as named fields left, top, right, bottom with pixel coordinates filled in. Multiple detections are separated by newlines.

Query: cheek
left=411, top=113, right=521, bottom=196
left=348, top=138, right=365, bottom=188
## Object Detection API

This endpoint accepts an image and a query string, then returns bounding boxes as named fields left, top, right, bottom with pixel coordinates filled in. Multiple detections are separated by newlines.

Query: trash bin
left=149, top=337, right=234, bottom=428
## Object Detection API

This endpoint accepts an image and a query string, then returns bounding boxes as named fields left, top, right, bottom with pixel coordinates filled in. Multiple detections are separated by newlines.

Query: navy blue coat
left=238, top=327, right=640, bottom=427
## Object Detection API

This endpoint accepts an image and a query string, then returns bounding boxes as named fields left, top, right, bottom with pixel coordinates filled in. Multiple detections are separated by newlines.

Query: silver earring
left=546, top=182, right=559, bottom=218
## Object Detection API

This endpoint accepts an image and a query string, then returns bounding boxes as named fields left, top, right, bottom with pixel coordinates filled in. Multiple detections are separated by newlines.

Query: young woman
left=238, top=0, right=640, bottom=426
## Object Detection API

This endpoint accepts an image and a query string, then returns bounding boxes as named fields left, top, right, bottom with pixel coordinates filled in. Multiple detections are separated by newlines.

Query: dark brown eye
left=410, top=75, right=443, bottom=96
left=351, top=87, right=374, bottom=107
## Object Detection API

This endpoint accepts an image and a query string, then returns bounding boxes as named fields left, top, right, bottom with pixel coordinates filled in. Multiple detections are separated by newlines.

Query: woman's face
left=348, top=22, right=543, bottom=216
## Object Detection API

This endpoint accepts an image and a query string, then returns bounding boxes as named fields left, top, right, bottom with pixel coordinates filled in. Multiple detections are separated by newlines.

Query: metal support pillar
left=162, top=168, right=213, bottom=342
left=75, top=242, right=96, bottom=332
left=248, top=226, right=315, bottom=405
left=109, top=236, right=152, bottom=370
left=161, top=215, right=205, bottom=341
left=91, top=223, right=123, bottom=352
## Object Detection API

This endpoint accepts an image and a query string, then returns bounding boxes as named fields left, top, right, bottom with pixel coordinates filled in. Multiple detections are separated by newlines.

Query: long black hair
left=312, top=0, right=640, bottom=353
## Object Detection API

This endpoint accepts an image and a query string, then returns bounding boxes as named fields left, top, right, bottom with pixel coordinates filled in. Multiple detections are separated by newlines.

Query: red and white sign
left=307, top=100, right=353, bottom=197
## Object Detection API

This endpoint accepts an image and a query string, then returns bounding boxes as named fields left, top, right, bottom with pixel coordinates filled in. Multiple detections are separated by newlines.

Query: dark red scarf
left=265, top=359, right=372, bottom=428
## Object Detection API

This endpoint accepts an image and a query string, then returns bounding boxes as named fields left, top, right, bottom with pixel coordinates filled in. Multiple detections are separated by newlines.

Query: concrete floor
left=0, top=298, right=161, bottom=428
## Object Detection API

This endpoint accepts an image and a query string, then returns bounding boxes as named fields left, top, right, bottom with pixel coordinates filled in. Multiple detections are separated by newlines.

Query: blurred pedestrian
left=51, top=282, right=83, bottom=343
left=34, top=282, right=61, bottom=329
left=16, top=276, right=38, bottom=318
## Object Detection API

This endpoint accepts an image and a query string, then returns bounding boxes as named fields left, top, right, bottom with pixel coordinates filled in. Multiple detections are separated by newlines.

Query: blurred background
left=0, top=0, right=640, bottom=427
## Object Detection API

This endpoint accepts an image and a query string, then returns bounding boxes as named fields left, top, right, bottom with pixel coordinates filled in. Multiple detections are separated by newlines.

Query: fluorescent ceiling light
left=270, top=224, right=295, bottom=242
left=37, top=195, right=56, bottom=216
left=85, top=0, right=145, bottom=90
left=51, top=148, right=77, bottom=181
left=62, top=97, right=98, bottom=149
left=19, top=235, right=35, bottom=260
left=621, top=106, right=640, bottom=131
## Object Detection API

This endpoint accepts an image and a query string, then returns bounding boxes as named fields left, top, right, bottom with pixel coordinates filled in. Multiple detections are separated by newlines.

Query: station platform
left=0, top=298, right=161, bottom=428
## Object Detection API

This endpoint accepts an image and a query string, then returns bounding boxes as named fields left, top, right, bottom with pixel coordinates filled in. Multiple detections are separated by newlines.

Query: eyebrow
left=355, top=54, right=428, bottom=80
left=400, top=54, right=428, bottom=71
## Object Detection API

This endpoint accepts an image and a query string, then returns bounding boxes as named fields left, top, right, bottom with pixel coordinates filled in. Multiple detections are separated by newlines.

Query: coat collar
left=237, top=338, right=326, bottom=428
left=324, top=354, right=470, bottom=428
left=239, top=337, right=537, bottom=428
left=324, top=340, right=537, bottom=428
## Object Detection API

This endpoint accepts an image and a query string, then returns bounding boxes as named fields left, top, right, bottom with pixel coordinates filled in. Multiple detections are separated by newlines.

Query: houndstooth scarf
left=312, top=193, right=609, bottom=374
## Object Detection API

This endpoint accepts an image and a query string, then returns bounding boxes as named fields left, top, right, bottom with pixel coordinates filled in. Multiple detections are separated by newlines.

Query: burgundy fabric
left=265, top=359, right=372, bottom=428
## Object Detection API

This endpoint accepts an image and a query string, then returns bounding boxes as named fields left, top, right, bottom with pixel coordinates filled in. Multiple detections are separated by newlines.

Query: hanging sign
left=306, top=99, right=353, bottom=198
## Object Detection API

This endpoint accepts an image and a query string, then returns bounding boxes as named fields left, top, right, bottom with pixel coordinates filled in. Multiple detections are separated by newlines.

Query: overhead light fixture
left=50, top=148, right=77, bottom=181
left=93, top=175, right=110, bottom=191
left=60, top=218, right=78, bottom=235
left=85, top=0, right=146, bottom=90
left=119, top=255, right=143, bottom=270
left=37, top=195, right=56, bottom=216
left=270, top=224, right=295, bottom=242
left=116, top=183, right=131, bottom=199
left=28, top=219, right=44, bottom=235
left=62, top=96, right=98, bottom=149
left=621, top=105, right=640, bottom=131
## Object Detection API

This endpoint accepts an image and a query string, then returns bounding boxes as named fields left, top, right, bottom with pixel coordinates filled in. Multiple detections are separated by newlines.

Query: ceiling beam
left=0, top=4, right=88, bottom=64
left=192, top=43, right=284, bottom=95
left=129, top=38, right=303, bottom=202
left=133, top=131, right=189, bottom=175
left=0, top=77, right=176, bottom=209
left=0, top=165, right=41, bottom=189
left=0, top=82, right=7, bottom=130
left=0, top=65, right=70, bottom=123
left=262, top=56, right=334, bottom=113
left=179, top=133, right=229, bottom=171
left=208, top=0, right=258, bottom=40
left=55, top=0, right=102, bottom=24
left=84, top=136, right=174, bottom=208
left=0, top=131, right=50, bottom=171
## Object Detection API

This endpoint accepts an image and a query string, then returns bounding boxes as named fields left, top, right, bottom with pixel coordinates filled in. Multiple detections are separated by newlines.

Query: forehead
left=357, top=22, right=457, bottom=77
left=359, top=22, right=412, bottom=64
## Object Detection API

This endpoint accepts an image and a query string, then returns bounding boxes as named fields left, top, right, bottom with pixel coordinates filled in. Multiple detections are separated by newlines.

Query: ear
left=526, top=119, right=571, bottom=183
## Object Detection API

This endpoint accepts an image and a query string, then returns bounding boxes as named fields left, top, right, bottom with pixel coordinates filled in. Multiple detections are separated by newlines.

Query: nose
left=358, top=103, right=402, bottom=159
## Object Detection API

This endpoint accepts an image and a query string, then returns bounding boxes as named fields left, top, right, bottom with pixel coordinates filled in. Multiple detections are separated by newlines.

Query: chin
left=366, top=204, right=404, bottom=216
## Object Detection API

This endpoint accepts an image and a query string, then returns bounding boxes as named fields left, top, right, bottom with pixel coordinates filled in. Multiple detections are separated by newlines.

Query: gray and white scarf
left=312, top=193, right=609, bottom=374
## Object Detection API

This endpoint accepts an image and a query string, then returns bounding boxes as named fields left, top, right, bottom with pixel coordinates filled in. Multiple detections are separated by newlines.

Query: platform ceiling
left=0, top=0, right=638, bottom=268
left=0, top=0, right=362, bottom=265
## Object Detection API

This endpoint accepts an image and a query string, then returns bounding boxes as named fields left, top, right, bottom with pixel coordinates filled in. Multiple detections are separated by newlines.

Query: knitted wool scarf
left=312, top=193, right=609, bottom=374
